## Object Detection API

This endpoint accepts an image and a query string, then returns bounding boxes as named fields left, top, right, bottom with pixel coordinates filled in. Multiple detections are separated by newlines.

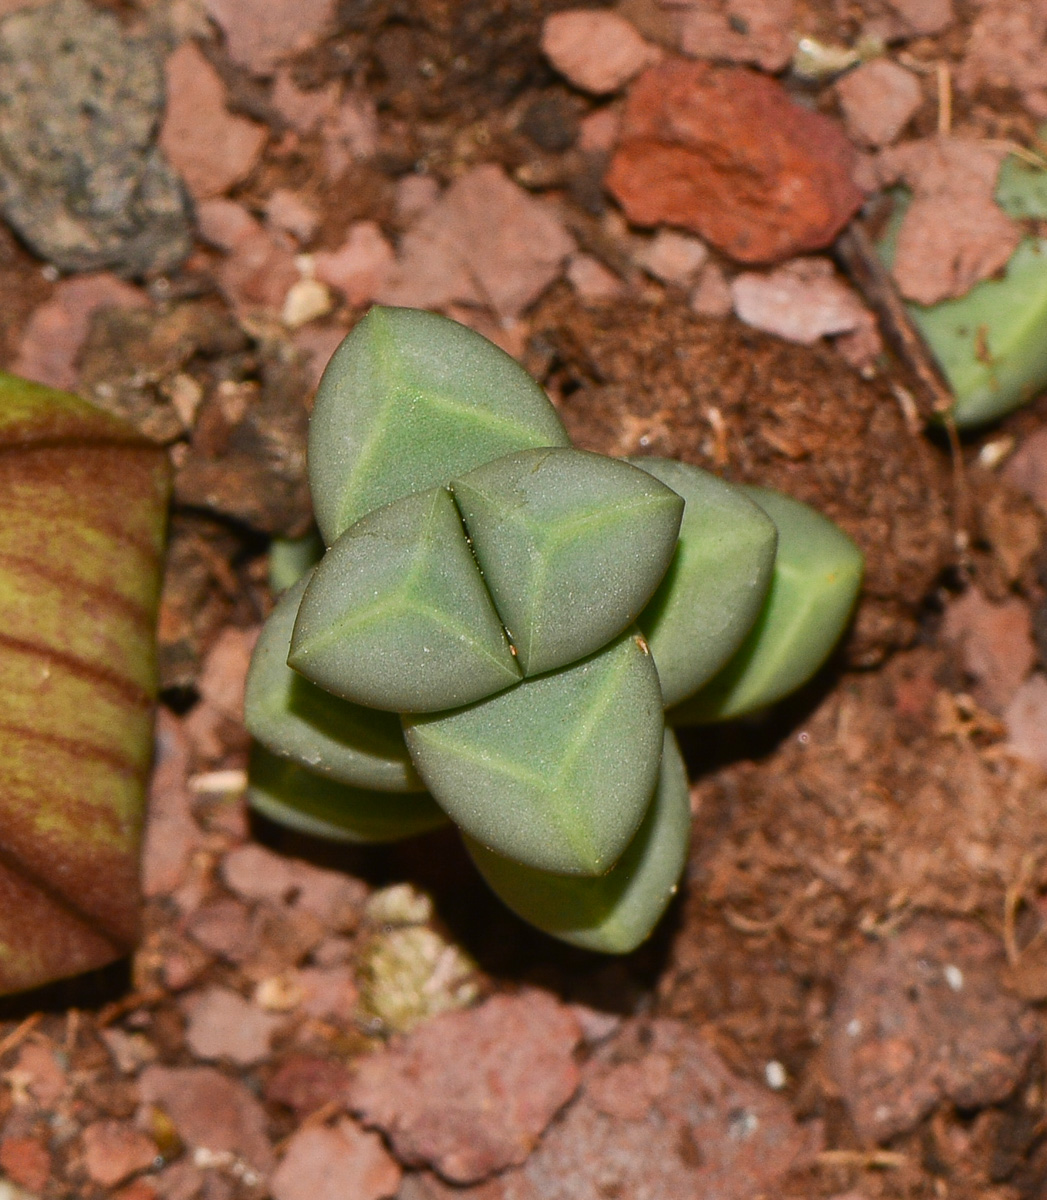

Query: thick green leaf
left=996, top=148, right=1047, bottom=219
left=246, top=573, right=424, bottom=791
left=309, top=306, right=570, bottom=543
left=629, top=458, right=777, bottom=707
left=878, top=190, right=1047, bottom=428
left=670, top=487, right=863, bottom=724
left=289, top=486, right=521, bottom=713
left=403, top=631, right=664, bottom=875
left=452, top=448, right=683, bottom=676
left=0, top=372, right=170, bottom=995
left=906, top=239, right=1047, bottom=428
left=248, top=746, right=448, bottom=843
left=465, top=728, right=690, bottom=953
left=268, top=528, right=323, bottom=594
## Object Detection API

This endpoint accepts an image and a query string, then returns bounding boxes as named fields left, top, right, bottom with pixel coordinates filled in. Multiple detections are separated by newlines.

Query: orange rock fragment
left=606, top=58, right=863, bottom=264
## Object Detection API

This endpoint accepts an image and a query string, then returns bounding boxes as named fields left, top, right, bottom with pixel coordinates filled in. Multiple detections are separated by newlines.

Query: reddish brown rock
left=0, top=1135, right=51, bottom=1193
left=81, top=1121, right=158, bottom=1188
left=159, top=41, right=267, bottom=200
left=220, top=843, right=299, bottom=903
left=348, top=991, right=581, bottom=1184
left=941, top=586, right=1036, bottom=713
left=141, top=711, right=201, bottom=899
left=180, top=986, right=285, bottom=1065
left=266, top=189, right=320, bottom=244
left=578, top=108, right=619, bottom=154
left=313, top=222, right=395, bottom=308
left=221, top=843, right=365, bottom=929
left=541, top=10, right=657, bottom=95
left=196, top=626, right=257, bottom=724
left=566, top=253, right=625, bottom=301
left=826, top=916, right=1039, bottom=1141
left=13, top=274, right=148, bottom=390
left=730, top=257, right=871, bottom=345
left=292, top=965, right=359, bottom=1020
left=203, top=0, right=335, bottom=75
left=836, top=59, right=923, bottom=148
left=1004, top=426, right=1047, bottom=514
left=635, top=229, right=708, bottom=286
left=138, top=1065, right=274, bottom=1175
left=679, top=0, right=795, bottom=72
left=196, top=199, right=299, bottom=315
left=400, top=1018, right=819, bottom=1200
left=270, top=1120, right=401, bottom=1200
left=876, top=136, right=1020, bottom=304
left=12, top=1040, right=66, bottom=1108
left=606, top=58, right=863, bottom=264
left=266, top=1054, right=353, bottom=1116
left=185, top=896, right=253, bottom=960
left=888, top=0, right=953, bottom=35
left=689, top=262, right=733, bottom=316
left=378, top=165, right=575, bottom=319
left=1005, top=675, right=1047, bottom=770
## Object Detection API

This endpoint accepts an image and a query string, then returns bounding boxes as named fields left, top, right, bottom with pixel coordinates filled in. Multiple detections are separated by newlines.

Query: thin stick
left=0, top=1013, right=42, bottom=1060
left=835, top=218, right=971, bottom=560
left=816, top=1149, right=908, bottom=1169
left=936, top=62, right=952, bottom=136
left=97, top=986, right=168, bottom=1028
left=833, top=221, right=955, bottom=418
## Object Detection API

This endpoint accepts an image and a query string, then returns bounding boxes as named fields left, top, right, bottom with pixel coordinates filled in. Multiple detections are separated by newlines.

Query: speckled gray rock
left=0, top=0, right=193, bottom=276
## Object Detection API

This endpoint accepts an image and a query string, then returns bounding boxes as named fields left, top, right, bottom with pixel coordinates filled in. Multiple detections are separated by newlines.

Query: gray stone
left=0, top=0, right=193, bottom=276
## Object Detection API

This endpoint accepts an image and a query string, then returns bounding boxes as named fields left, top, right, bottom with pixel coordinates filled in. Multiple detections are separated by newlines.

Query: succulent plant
left=878, top=151, right=1047, bottom=427
left=245, top=306, right=863, bottom=953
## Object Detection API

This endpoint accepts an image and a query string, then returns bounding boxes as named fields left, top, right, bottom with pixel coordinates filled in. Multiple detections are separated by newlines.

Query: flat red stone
left=606, top=58, right=864, bottom=264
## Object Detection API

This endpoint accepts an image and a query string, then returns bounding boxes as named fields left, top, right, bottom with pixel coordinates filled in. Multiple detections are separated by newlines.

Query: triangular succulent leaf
left=245, top=573, right=425, bottom=791
left=403, top=631, right=664, bottom=876
left=289, top=487, right=521, bottom=712
left=670, top=487, right=863, bottom=724
left=629, top=458, right=777, bottom=707
left=309, top=306, right=570, bottom=543
left=465, top=729, right=690, bottom=953
left=452, top=448, right=683, bottom=676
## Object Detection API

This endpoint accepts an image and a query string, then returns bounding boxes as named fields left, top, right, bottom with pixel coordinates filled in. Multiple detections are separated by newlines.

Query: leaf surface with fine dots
left=403, top=631, right=664, bottom=876
left=452, top=448, right=683, bottom=677
left=466, top=729, right=691, bottom=953
left=290, top=486, right=521, bottom=713
left=309, top=306, right=570, bottom=543
left=630, top=457, right=777, bottom=707
left=670, top=486, right=863, bottom=724
left=245, top=572, right=424, bottom=791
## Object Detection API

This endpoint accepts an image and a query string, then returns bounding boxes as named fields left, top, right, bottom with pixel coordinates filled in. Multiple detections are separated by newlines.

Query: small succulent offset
left=879, top=144, right=1047, bottom=427
left=245, top=307, right=863, bottom=953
